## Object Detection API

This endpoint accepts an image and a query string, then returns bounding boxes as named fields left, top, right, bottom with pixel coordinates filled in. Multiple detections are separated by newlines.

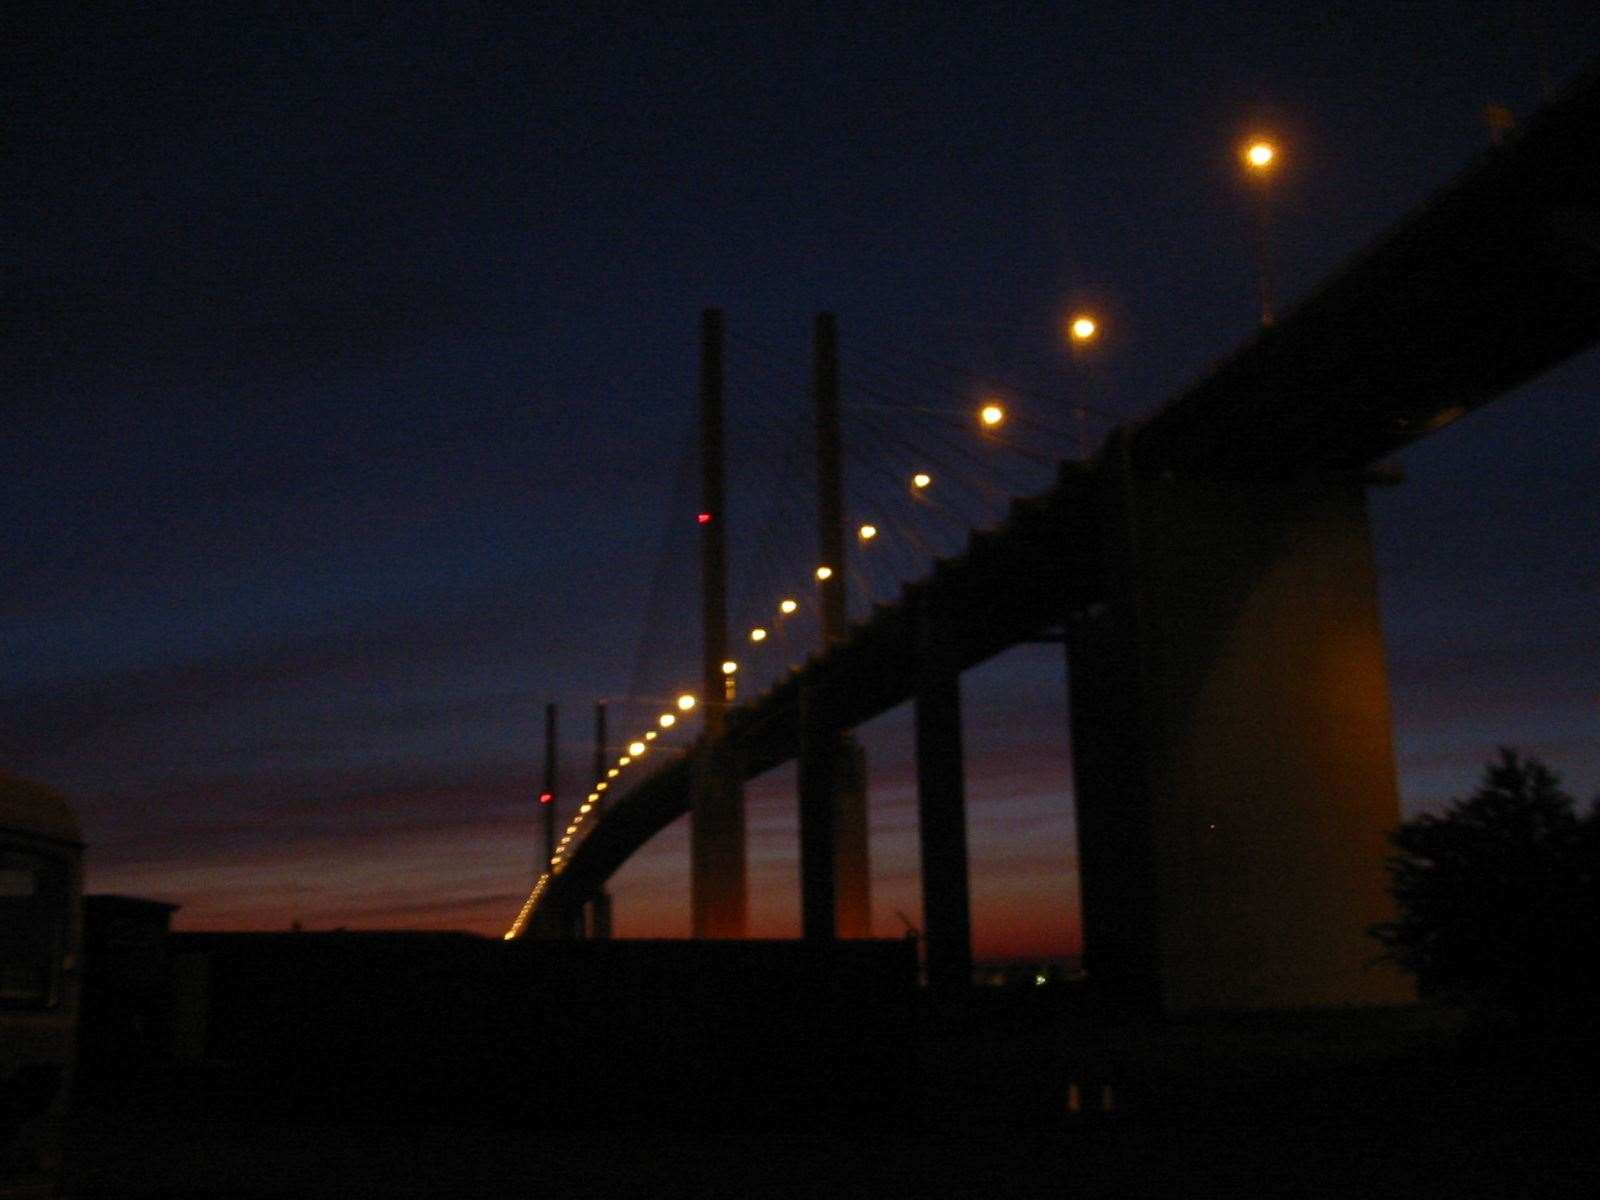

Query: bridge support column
left=569, top=906, right=586, bottom=940
left=914, top=667, right=972, bottom=996
left=691, top=742, right=747, bottom=938
left=1068, top=437, right=1411, bottom=1011
left=798, top=686, right=837, bottom=941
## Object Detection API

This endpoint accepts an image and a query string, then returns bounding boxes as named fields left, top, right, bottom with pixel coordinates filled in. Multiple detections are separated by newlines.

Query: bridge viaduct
left=517, top=64, right=1600, bottom=1013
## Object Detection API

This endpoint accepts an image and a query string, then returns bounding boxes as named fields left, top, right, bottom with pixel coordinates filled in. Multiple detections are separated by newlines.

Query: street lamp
left=1064, top=312, right=1101, bottom=457
left=1241, top=136, right=1279, bottom=326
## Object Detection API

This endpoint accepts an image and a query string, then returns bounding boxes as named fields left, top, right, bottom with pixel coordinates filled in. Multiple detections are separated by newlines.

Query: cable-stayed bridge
left=506, top=65, right=1599, bottom=1012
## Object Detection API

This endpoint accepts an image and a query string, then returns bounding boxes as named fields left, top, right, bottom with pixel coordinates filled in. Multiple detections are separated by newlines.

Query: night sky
left=7, top=5, right=1598, bottom=958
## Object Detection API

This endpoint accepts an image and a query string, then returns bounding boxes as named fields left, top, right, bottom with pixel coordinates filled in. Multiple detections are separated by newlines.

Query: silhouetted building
left=80, top=895, right=178, bottom=1072
left=167, top=933, right=918, bottom=1130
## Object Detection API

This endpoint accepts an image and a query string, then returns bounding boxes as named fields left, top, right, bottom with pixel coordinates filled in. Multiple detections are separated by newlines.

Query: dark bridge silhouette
left=511, top=65, right=1600, bottom=1012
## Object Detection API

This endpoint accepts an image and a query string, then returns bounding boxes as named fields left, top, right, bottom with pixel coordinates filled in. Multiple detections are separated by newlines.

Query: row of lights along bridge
left=505, top=133, right=1283, bottom=936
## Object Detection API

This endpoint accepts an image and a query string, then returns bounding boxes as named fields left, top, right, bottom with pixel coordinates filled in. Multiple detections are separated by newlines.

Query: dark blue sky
left=6, top=4, right=1597, bottom=952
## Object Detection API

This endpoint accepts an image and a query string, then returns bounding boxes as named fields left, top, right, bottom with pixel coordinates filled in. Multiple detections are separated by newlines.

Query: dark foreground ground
left=67, top=995, right=1599, bottom=1199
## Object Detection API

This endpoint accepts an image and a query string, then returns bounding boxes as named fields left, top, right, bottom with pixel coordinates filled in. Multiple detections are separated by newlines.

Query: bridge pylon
left=691, top=307, right=748, bottom=938
left=811, top=313, right=872, bottom=939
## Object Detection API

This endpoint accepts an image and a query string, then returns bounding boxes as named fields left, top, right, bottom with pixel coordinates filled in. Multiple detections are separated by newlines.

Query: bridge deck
left=1134, top=60, right=1600, bottom=476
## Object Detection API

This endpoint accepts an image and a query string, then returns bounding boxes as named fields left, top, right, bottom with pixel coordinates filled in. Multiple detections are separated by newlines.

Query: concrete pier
left=1068, top=437, right=1411, bottom=1011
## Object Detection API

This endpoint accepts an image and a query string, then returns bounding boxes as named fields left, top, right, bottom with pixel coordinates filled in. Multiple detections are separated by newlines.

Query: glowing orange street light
left=1243, top=139, right=1276, bottom=170
left=911, top=472, right=931, bottom=490
left=1241, top=136, right=1280, bottom=325
left=676, top=694, right=696, bottom=712
left=1064, top=312, right=1103, bottom=458
left=750, top=627, right=768, bottom=642
left=858, top=524, right=877, bottom=541
left=779, top=598, right=798, bottom=615
left=979, top=402, right=1005, bottom=428
left=658, top=712, right=676, bottom=728
left=815, top=565, right=834, bottom=581
left=627, top=741, right=646, bottom=756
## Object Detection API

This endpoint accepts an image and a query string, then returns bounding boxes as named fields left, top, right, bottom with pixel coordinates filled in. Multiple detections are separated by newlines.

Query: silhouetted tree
left=1373, top=749, right=1600, bottom=1011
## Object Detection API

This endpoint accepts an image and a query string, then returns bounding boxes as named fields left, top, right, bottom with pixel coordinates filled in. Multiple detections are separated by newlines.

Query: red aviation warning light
left=538, top=791, right=553, bottom=805
left=697, top=512, right=713, bottom=525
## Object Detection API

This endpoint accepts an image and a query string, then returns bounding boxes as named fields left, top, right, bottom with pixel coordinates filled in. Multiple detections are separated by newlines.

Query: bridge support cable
left=1065, top=432, right=1411, bottom=1011
left=691, top=307, right=748, bottom=938
left=814, top=313, right=848, bottom=643
left=722, top=386, right=817, bottom=656
left=626, top=421, right=699, bottom=715
left=814, top=313, right=873, bottom=938
left=913, top=601, right=973, bottom=997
